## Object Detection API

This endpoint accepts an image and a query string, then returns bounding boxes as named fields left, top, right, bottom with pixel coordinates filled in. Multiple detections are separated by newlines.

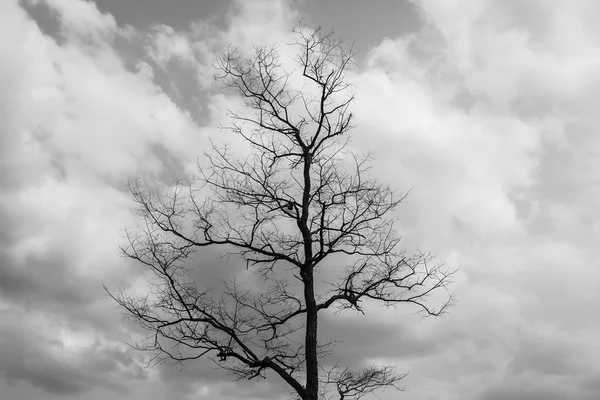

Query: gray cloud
left=319, top=311, right=451, bottom=367
left=0, top=312, right=146, bottom=395
left=2, top=0, right=600, bottom=399
left=510, top=336, right=584, bottom=378
left=479, top=383, right=567, bottom=400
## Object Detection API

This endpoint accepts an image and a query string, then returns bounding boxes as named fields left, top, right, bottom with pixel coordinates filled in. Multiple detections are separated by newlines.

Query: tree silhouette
left=108, top=25, right=455, bottom=400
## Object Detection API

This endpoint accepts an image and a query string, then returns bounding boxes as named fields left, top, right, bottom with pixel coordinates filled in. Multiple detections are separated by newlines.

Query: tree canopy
left=108, top=25, right=455, bottom=400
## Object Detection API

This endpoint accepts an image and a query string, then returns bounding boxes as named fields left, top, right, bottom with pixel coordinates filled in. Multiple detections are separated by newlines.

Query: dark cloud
left=509, top=336, right=584, bottom=377
left=0, top=239, right=127, bottom=338
left=319, top=310, right=448, bottom=367
left=582, top=375, right=600, bottom=399
left=155, top=359, right=288, bottom=400
left=219, top=378, right=289, bottom=400
left=476, top=370, right=600, bottom=400
left=93, top=0, right=231, bottom=32
left=298, top=0, right=421, bottom=61
left=479, top=382, right=566, bottom=400
left=0, top=252, right=89, bottom=306
left=0, top=312, right=146, bottom=396
left=19, top=0, right=62, bottom=40
left=3, top=364, right=90, bottom=395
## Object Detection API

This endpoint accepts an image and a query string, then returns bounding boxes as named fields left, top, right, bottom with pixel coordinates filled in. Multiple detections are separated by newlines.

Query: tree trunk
left=304, top=269, right=319, bottom=400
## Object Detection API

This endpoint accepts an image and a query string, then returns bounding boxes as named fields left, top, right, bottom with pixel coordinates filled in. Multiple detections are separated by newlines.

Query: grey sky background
left=1, top=0, right=600, bottom=399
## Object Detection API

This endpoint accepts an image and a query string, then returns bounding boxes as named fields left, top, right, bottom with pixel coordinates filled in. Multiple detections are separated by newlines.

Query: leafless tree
left=107, top=25, right=455, bottom=400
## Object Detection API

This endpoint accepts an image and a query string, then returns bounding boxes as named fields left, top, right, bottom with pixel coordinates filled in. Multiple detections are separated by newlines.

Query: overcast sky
left=1, top=0, right=600, bottom=399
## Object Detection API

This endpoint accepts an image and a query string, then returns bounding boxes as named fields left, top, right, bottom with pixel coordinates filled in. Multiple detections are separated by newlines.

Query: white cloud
left=44, top=0, right=128, bottom=44
left=0, top=0, right=300, bottom=398
left=147, top=24, right=196, bottom=67
left=0, top=0, right=208, bottom=397
left=348, top=1, right=600, bottom=399
left=2, top=0, right=600, bottom=399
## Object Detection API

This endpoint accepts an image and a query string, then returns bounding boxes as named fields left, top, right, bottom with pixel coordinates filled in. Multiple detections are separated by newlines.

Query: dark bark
left=303, top=269, right=318, bottom=400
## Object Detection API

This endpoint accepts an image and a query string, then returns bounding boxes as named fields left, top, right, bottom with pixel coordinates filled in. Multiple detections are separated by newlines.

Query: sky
left=1, top=0, right=600, bottom=399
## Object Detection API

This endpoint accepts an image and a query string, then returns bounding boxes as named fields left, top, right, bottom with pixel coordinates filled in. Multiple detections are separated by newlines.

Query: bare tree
left=108, top=25, right=454, bottom=400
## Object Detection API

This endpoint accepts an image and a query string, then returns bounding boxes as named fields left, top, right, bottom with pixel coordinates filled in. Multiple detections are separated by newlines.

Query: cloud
left=0, top=0, right=206, bottom=397
left=146, top=24, right=196, bottom=68
left=0, top=305, right=146, bottom=395
left=343, top=0, right=600, bottom=398
left=2, top=0, right=600, bottom=399
left=0, top=0, right=300, bottom=398
left=43, top=0, right=134, bottom=44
